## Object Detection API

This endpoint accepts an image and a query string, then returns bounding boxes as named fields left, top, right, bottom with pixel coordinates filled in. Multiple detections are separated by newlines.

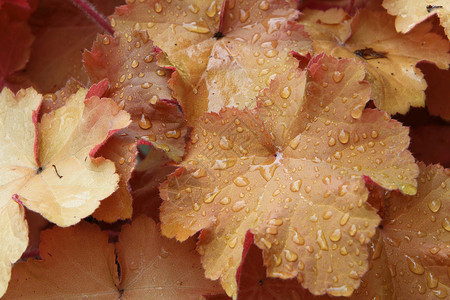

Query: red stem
left=70, top=0, right=114, bottom=35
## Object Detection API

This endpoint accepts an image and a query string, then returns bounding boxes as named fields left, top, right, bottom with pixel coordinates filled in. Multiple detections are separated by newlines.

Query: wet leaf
left=300, top=7, right=450, bottom=115
left=352, top=163, right=450, bottom=299
left=0, top=87, right=130, bottom=227
left=112, top=0, right=311, bottom=122
left=383, top=0, right=450, bottom=39
left=3, top=215, right=225, bottom=299
left=83, top=31, right=188, bottom=162
left=160, top=54, right=418, bottom=298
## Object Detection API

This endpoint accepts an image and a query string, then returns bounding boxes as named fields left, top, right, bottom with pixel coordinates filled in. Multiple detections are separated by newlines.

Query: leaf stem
left=69, top=0, right=114, bottom=35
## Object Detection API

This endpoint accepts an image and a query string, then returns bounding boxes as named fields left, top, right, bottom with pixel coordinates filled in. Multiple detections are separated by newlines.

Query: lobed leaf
left=383, top=0, right=450, bottom=39
left=160, top=54, right=418, bottom=298
left=299, top=7, right=450, bottom=115
left=3, top=215, right=225, bottom=299
left=111, top=0, right=311, bottom=122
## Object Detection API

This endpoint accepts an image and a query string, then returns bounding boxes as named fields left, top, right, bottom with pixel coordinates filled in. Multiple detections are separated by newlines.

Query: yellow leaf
left=383, top=0, right=450, bottom=39
left=300, top=7, right=450, bottom=115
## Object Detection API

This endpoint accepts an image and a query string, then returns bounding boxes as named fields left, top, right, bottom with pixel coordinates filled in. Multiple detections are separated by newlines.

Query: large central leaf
left=160, top=54, right=419, bottom=298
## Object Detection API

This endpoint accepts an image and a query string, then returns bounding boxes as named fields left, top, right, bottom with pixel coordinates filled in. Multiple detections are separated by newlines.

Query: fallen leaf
left=383, top=0, right=450, bottom=39
left=159, top=54, right=418, bottom=298
left=300, top=7, right=450, bottom=115
left=3, top=215, right=225, bottom=299
left=112, top=0, right=311, bottom=122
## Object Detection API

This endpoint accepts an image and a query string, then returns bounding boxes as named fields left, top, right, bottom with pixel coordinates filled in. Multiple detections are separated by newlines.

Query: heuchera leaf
left=0, top=87, right=131, bottom=227
left=159, top=54, right=419, bottom=298
left=111, top=0, right=312, bottom=122
left=3, top=215, right=224, bottom=299
left=11, top=0, right=122, bottom=93
left=383, top=0, right=450, bottom=39
left=299, top=6, right=450, bottom=115
left=351, top=163, right=450, bottom=299
left=83, top=31, right=188, bottom=161
left=0, top=11, right=34, bottom=89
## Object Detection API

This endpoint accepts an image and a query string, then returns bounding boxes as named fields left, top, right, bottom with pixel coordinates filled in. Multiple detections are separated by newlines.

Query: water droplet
left=219, top=136, right=233, bottom=150
left=340, top=213, right=350, bottom=225
left=239, top=9, right=250, bottom=23
left=138, top=114, right=152, bottom=129
left=280, top=86, right=291, bottom=99
left=405, top=255, right=425, bottom=275
left=206, top=2, right=217, bottom=17
left=316, top=230, right=329, bottom=250
left=183, top=22, right=210, bottom=33
left=427, top=198, right=441, bottom=213
left=330, top=229, right=342, bottom=242
left=323, top=211, right=333, bottom=220
left=211, top=158, right=237, bottom=170
left=284, top=250, right=298, bottom=262
left=144, top=55, right=154, bottom=63
left=259, top=0, right=269, bottom=10
left=290, top=179, right=302, bottom=192
left=400, top=183, right=417, bottom=195
left=228, top=236, right=238, bottom=248
left=266, top=227, right=277, bottom=235
left=432, top=287, right=448, bottom=299
left=164, top=129, right=181, bottom=139
left=259, top=238, right=272, bottom=249
left=375, top=158, right=383, bottom=165
left=131, top=60, right=139, bottom=68
left=188, top=4, right=199, bottom=13
left=328, top=137, right=336, bottom=146
left=272, top=254, right=282, bottom=266
left=348, top=224, right=357, bottom=236
left=442, top=217, right=450, bottom=231
left=426, top=271, right=439, bottom=288
left=102, top=36, right=110, bottom=45
left=340, top=246, right=348, bottom=256
left=350, top=104, right=364, bottom=119
left=232, top=200, right=246, bottom=212
left=233, top=176, right=249, bottom=187
left=289, top=135, right=301, bottom=150
left=338, top=183, right=348, bottom=196
left=154, top=2, right=162, bottom=13
left=333, top=151, right=342, bottom=160
left=192, top=168, right=206, bottom=178
left=141, top=82, right=152, bottom=89
left=264, top=49, right=278, bottom=58
left=193, top=202, right=200, bottom=211
left=268, top=218, right=283, bottom=226
left=371, top=130, right=379, bottom=138
left=332, top=71, right=344, bottom=83
left=220, top=197, right=231, bottom=205
left=338, top=129, right=350, bottom=144
left=292, top=230, right=305, bottom=245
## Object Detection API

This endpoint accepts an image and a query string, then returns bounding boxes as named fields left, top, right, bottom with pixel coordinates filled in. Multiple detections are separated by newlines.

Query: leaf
left=12, top=0, right=122, bottom=93
left=159, top=54, right=418, bottom=298
left=351, top=163, right=450, bottom=299
left=111, top=0, right=311, bottom=122
left=0, top=87, right=130, bottom=226
left=299, top=7, right=450, bottom=115
left=130, top=146, right=176, bottom=221
left=382, top=0, right=450, bottom=39
left=0, top=201, right=28, bottom=297
left=0, top=12, right=34, bottom=89
left=83, top=31, right=188, bottom=161
left=419, top=62, right=450, bottom=122
left=3, top=215, right=225, bottom=299
left=3, top=221, right=120, bottom=299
